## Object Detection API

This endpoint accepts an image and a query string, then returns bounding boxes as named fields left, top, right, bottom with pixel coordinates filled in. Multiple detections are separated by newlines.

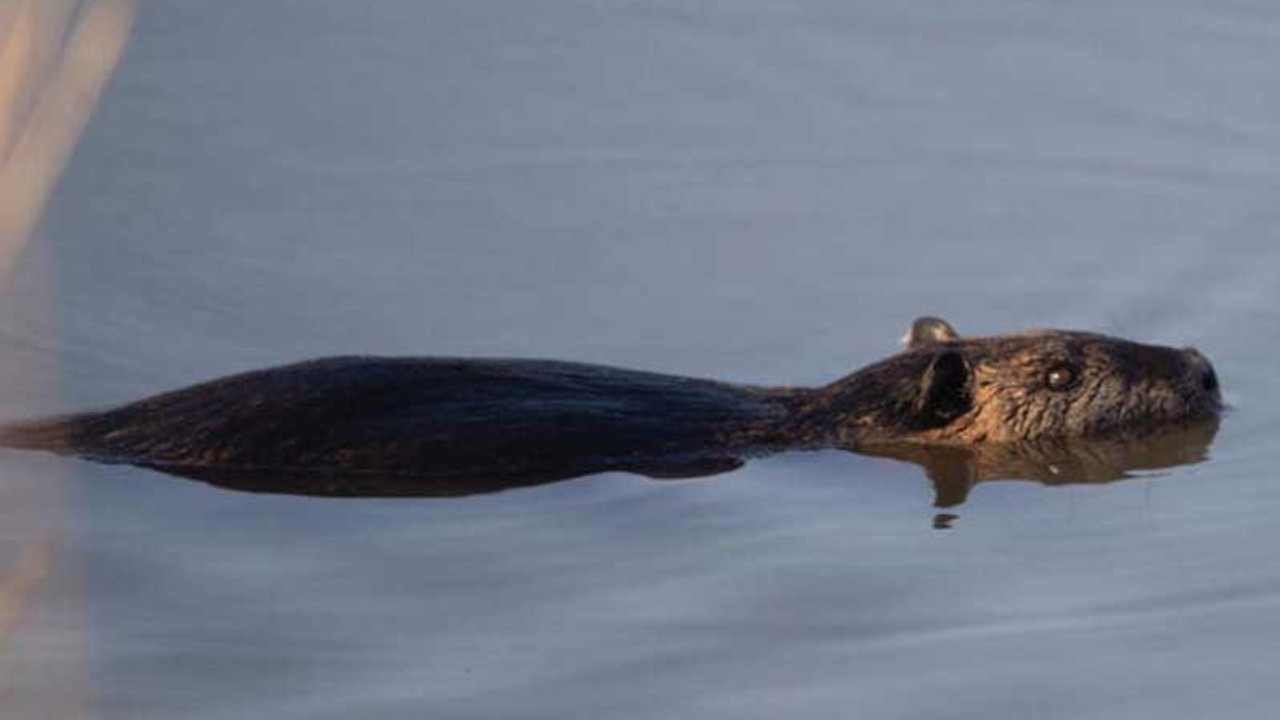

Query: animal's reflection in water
left=860, top=419, right=1219, bottom=527
left=128, top=418, right=1218, bottom=528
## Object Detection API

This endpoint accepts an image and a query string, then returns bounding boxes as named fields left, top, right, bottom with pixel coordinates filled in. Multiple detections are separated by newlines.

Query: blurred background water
left=1, top=0, right=1279, bottom=717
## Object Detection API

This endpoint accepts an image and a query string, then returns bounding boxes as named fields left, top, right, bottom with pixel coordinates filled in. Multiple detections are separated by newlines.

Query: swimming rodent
left=0, top=317, right=1222, bottom=496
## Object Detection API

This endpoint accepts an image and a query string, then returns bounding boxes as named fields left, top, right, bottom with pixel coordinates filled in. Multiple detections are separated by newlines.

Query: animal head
left=814, top=317, right=1222, bottom=445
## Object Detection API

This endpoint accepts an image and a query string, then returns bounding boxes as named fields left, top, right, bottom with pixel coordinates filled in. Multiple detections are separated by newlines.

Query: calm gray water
left=1, top=1, right=1278, bottom=717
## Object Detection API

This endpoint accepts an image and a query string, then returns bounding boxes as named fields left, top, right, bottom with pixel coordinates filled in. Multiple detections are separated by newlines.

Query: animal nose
left=1183, top=348, right=1219, bottom=396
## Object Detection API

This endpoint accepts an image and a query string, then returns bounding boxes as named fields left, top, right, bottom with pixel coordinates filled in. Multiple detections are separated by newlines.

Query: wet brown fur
left=775, top=327, right=1221, bottom=450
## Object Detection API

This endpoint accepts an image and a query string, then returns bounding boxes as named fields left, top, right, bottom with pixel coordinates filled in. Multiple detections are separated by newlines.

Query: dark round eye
left=1045, top=365, right=1077, bottom=391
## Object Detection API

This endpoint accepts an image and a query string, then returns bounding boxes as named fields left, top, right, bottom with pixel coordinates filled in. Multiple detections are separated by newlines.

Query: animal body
left=0, top=317, right=1222, bottom=496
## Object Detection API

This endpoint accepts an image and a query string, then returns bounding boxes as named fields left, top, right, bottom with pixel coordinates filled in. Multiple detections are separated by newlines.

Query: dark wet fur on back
left=0, top=357, right=787, bottom=493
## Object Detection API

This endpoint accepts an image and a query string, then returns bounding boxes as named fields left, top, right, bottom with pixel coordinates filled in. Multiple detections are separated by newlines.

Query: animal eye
left=1045, top=365, right=1077, bottom=391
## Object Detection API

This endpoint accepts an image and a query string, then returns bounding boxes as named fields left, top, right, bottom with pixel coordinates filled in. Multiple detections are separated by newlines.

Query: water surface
left=2, top=1, right=1278, bottom=717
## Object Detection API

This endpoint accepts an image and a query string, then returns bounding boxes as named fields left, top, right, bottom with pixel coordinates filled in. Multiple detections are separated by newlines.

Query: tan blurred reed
left=0, top=1, right=133, bottom=716
left=0, top=0, right=133, bottom=273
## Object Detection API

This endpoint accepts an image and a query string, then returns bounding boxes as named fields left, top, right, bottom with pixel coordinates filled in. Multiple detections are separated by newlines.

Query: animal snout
left=1182, top=348, right=1220, bottom=401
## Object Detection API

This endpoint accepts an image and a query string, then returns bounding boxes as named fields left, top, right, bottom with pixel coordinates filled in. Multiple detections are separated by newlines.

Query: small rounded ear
left=902, top=316, right=961, bottom=350
left=916, top=349, right=973, bottom=425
